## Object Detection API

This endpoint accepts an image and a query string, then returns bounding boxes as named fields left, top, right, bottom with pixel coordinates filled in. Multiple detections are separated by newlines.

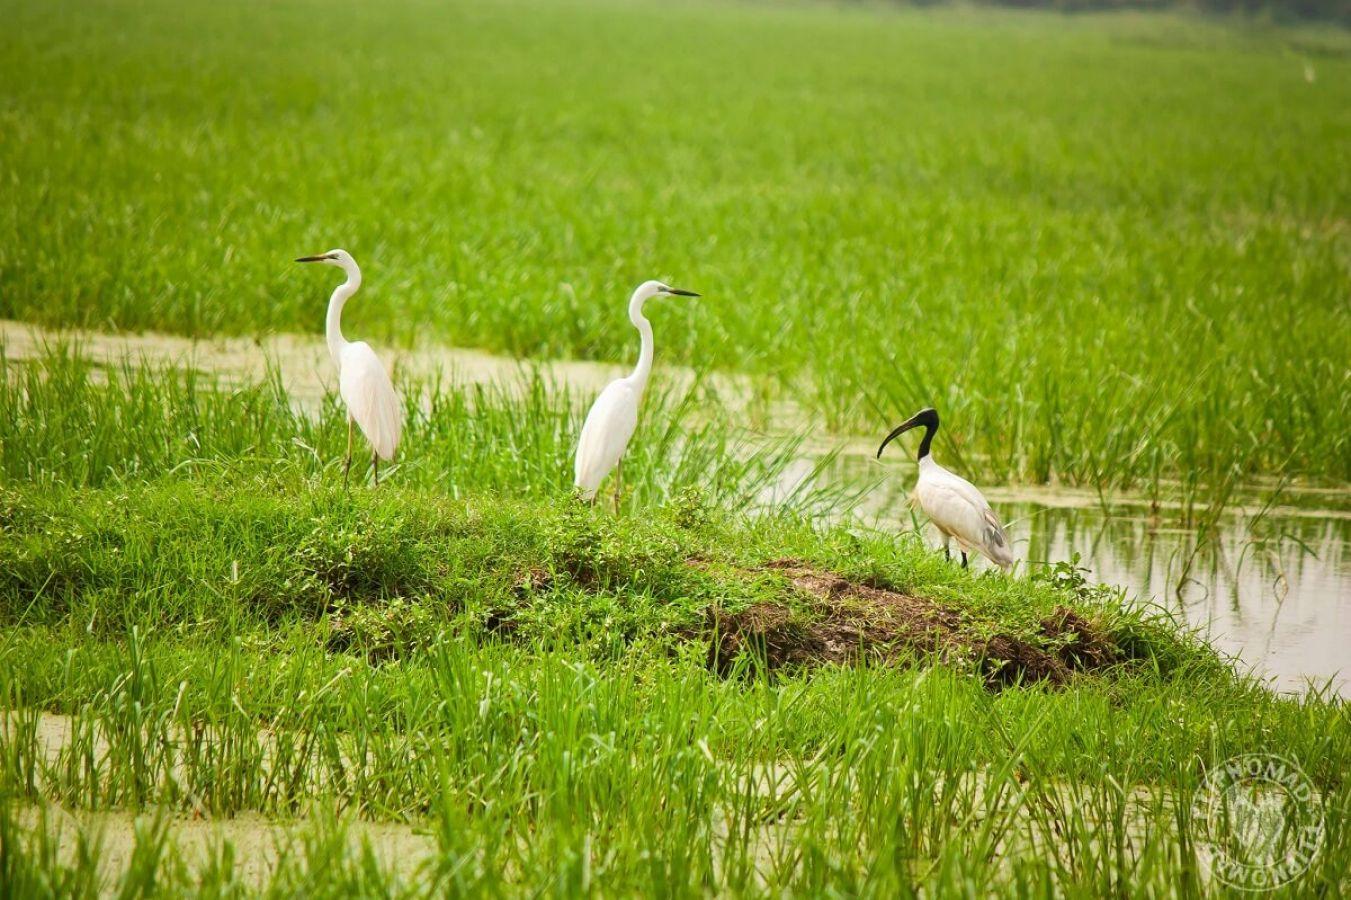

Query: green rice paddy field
left=1, top=0, right=1349, bottom=894
left=2, top=0, right=1349, bottom=486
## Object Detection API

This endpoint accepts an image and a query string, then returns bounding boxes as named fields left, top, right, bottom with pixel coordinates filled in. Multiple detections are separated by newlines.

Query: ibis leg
left=943, top=535, right=951, bottom=562
left=961, top=552, right=969, bottom=570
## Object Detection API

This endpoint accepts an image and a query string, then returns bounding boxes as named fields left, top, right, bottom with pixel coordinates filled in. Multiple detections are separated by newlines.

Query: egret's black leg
left=961, top=552, right=969, bottom=570
left=614, top=458, right=624, bottom=513
left=372, top=453, right=380, bottom=487
left=343, top=419, right=354, bottom=489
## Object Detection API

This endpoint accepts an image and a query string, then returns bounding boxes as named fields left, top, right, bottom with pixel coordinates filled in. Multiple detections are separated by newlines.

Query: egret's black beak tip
left=667, top=288, right=700, bottom=298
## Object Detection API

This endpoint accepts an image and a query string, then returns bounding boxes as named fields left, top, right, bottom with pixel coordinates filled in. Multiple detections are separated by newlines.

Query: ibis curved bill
left=296, top=249, right=402, bottom=485
left=877, top=407, right=1013, bottom=570
left=573, top=280, right=699, bottom=505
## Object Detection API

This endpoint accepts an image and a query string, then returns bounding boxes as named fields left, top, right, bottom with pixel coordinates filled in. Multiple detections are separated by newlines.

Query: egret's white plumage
left=574, top=280, right=699, bottom=502
left=878, top=408, right=1012, bottom=570
left=575, top=378, right=641, bottom=500
left=297, top=249, right=401, bottom=482
left=337, top=341, right=400, bottom=461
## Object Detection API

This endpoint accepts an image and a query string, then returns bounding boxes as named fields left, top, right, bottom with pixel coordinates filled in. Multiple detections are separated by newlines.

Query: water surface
left=817, top=456, right=1351, bottom=697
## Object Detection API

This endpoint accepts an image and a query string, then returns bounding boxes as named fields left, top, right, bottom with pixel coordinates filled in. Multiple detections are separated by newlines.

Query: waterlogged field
left=2, top=0, right=1350, bottom=894
left=0, top=346, right=1346, bottom=894
left=1, top=0, right=1349, bottom=489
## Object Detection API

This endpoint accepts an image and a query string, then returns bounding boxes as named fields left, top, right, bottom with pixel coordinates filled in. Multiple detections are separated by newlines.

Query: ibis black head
left=877, top=407, right=940, bottom=461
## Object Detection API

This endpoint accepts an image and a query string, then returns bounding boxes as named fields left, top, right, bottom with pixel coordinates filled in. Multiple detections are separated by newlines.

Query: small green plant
left=325, top=595, right=440, bottom=663
left=1032, top=553, right=1118, bottom=605
left=670, top=486, right=712, bottom=530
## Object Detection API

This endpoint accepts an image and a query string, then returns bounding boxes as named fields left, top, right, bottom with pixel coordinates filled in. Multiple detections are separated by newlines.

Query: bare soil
left=705, top=560, right=1126, bottom=688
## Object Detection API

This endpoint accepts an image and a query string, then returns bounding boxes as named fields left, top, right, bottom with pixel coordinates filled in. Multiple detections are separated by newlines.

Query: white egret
left=876, top=408, right=1012, bottom=570
left=296, top=249, right=401, bottom=486
left=574, top=280, right=700, bottom=505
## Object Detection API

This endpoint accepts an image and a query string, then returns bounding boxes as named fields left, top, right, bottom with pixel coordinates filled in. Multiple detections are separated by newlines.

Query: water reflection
left=801, top=454, right=1350, bottom=697
left=1004, top=501, right=1349, bottom=697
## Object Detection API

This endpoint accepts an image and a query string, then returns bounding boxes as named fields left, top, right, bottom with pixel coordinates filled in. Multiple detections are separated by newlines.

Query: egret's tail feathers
left=572, top=446, right=612, bottom=503
left=359, top=412, right=400, bottom=461
left=573, top=465, right=603, bottom=502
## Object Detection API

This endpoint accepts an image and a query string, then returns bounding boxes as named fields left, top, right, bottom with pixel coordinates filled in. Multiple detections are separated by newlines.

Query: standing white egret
left=296, top=249, right=401, bottom=486
left=876, top=408, right=1012, bottom=570
left=574, top=280, right=700, bottom=505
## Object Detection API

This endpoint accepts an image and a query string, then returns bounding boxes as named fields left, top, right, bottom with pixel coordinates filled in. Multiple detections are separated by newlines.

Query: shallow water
left=0, top=318, right=756, bottom=411
left=1011, top=501, right=1348, bottom=695
left=827, top=457, right=1351, bottom=697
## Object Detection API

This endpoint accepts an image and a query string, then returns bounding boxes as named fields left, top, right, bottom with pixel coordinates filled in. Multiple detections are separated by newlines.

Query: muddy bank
left=705, top=560, right=1128, bottom=688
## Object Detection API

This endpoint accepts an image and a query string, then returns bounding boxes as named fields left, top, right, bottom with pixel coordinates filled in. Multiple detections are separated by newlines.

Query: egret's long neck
left=325, top=263, right=362, bottom=365
left=628, top=290, right=655, bottom=389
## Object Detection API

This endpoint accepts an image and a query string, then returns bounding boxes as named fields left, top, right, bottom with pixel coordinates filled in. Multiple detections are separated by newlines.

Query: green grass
left=1, top=0, right=1348, bottom=490
left=0, top=480, right=1347, bottom=895
left=2, top=0, right=1348, bottom=891
left=1, top=479, right=1347, bottom=892
left=0, top=351, right=1347, bottom=895
left=0, top=345, right=852, bottom=512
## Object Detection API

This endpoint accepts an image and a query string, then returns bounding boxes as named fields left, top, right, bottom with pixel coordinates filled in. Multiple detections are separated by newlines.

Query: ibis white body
left=914, top=456, right=1013, bottom=569
left=574, top=280, right=698, bottom=502
left=299, top=249, right=401, bottom=474
left=878, top=408, right=1012, bottom=570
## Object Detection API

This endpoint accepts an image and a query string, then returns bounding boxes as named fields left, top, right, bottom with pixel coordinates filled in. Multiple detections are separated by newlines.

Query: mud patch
left=707, top=561, right=1127, bottom=689
left=1039, top=606, right=1122, bottom=672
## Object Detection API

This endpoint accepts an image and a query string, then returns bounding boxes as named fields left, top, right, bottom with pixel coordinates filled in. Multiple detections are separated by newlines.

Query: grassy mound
left=0, top=481, right=1195, bottom=683
left=705, top=560, right=1134, bottom=687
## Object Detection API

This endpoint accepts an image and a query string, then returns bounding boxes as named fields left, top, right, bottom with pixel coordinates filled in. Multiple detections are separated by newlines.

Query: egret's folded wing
left=574, top=381, right=637, bottom=498
left=340, top=342, right=402, bottom=461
